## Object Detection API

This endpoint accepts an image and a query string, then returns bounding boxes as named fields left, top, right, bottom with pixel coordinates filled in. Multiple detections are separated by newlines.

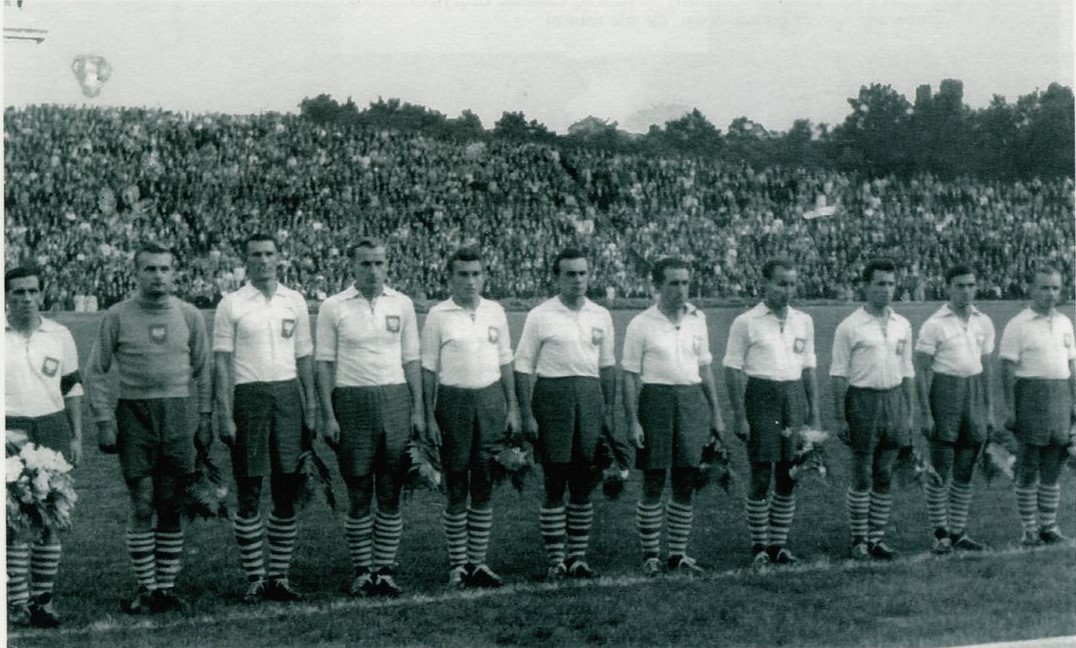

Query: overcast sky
left=3, top=0, right=1072, bottom=133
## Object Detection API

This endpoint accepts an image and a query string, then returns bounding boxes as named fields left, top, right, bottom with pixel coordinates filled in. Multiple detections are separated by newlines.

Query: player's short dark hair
left=552, top=247, right=588, bottom=275
left=5, top=266, right=41, bottom=288
left=348, top=237, right=384, bottom=258
left=135, top=242, right=174, bottom=268
left=446, top=247, right=483, bottom=274
left=761, top=257, right=796, bottom=281
left=1027, top=262, right=1062, bottom=283
left=244, top=233, right=277, bottom=253
left=944, top=264, right=977, bottom=284
left=861, top=258, right=897, bottom=283
left=651, top=257, right=691, bottom=285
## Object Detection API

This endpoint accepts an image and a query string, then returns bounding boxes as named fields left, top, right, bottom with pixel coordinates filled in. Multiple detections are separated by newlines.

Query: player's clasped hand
left=523, top=414, right=540, bottom=444
left=630, top=420, right=645, bottom=450
left=218, top=412, right=237, bottom=449
left=425, top=416, right=442, bottom=448
left=919, top=411, right=934, bottom=439
left=836, top=419, right=852, bottom=448
left=96, top=419, right=118, bottom=454
left=734, top=418, right=750, bottom=443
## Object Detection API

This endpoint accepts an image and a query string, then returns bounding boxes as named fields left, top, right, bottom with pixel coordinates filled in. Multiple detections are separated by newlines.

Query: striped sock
left=636, top=502, right=663, bottom=560
left=867, top=491, right=892, bottom=543
left=126, top=529, right=157, bottom=590
left=566, top=502, right=594, bottom=560
left=925, top=481, right=950, bottom=533
left=466, top=507, right=494, bottom=565
left=154, top=530, right=184, bottom=590
left=948, top=481, right=973, bottom=536
left=539, top=505, right=567, bottom=567
left=373, top=511, right=403, bottom=567
left=232, top=513, right=266, bottom=582
left=1038, top=483, right=1062, bottom=531
left=666, top=501, right=694, bottom=557
left=769, top=493, right=796, bottom=548
left=746, top=498, right=770, bottom=548
left=846, top=489, right=870, bottom=543
left=345, top=515, right=374, bottom=571
left=1015, top=485, right=1039, bottom=534
left=443, top=510, right=468, bottom=567
left=266, top=513, right=298, bottom=578
left=29, top=540, right=62, bottom=598
left=7, top=542, right=30, bottom=607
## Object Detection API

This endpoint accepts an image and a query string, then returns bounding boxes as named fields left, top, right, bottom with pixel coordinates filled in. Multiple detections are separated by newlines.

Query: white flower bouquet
left=6, top=431, right=78, bottom=544
left=788, top=427, right=831, bottom=483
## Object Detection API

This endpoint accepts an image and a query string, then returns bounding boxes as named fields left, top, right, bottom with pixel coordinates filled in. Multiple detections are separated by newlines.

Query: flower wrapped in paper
left=894, top=445, right=943, bottom=489
left=402, top=438, right=445, bottom=496
left=979, top=441, right=1016, bottom=484
left=589, top=427, right=632, bottom=501
left=788, top=427, right=830, bottom=483
left=489, top=439, right=534, bottom=495
left=5, top=431, right=78, bottom=544
left=182, top=446, right=231, bottom=521
left=295, top=426, right=337, bottom=511
left=694, top=438, right=735, bottom=494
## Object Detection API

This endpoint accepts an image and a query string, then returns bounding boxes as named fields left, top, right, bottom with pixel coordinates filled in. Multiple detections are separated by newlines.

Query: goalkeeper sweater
left=87, top=294, right=212, bottom=422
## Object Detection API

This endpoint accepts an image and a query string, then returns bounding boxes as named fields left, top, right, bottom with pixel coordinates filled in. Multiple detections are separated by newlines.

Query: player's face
left=449, top=260, right=484, bottom=303
left=246, top=240, right=279, bottom=285
left=6, top=276, right=42, bottom=322
left=764, top=267, right=797, bottom=311
left=658, top=268, right=690, bottom=310
left=353, top=246, right=387, bottom=295
left=865, top=270, right=896, bottom=310
left=1030, top=271, right=1062, bottom=311
left=556, top=257, right=589, bottom=301
left=947, top=273, right=977, bottom=310
left=136, top=253, right=176, bottom=299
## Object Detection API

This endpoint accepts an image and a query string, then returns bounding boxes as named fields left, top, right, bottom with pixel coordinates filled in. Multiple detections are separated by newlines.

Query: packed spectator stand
left=5, top=105, right=1073, bottom=310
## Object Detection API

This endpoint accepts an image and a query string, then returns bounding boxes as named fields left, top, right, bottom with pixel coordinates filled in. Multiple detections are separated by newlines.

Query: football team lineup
left=5, top=250, right=1075, bottom=647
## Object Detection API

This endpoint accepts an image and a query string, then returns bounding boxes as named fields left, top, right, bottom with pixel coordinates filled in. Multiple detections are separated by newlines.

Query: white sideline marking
left=10, top=541, right=1075, bottom=640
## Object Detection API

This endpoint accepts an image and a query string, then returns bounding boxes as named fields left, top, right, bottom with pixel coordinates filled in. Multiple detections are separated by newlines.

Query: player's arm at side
left=622, top=370, right=644, bottom=449
left=86, top=309, right=119, bottom=453
left=213, top=351, right=236, bottom=446
left=513, top=310, right=539, bottom=441
left=913, top=351, right=935, bottom=436
left=187, top=306, right=213, bottom=449
left=314, top=360, right=339, bottom=444
left=60, top=329, right=84, bottom=465
left=722, top=314, right=749, bottom=442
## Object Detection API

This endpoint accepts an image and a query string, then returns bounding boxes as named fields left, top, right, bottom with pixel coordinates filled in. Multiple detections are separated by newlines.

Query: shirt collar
left=753, top=301, right=796, bottom=319
left=553, top=296, right=597, bottom=314
left=857, top=306, right=897, bottom=322
left=5, top=316, right=55, bottom=334
left=645, top=302, right=699, bottom=323
left=237, top=283, right=286, bottom=301
left=344, top=285, right=396, bottom=301
left=442, top=296, right=484, bottom=312
left=939, top=303, right=982, bottom=318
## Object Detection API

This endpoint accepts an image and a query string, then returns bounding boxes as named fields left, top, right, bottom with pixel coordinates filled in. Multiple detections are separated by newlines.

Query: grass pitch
left=8, top=301, right=1076, bottom=647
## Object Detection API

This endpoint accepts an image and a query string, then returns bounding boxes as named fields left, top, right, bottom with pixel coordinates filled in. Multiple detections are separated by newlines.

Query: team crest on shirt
left=281, top=319, right=296, bottom=339
left=41, top=357, right=59, bottom=377
left=149, top=325, right=167, bottom=344
left=488, top=326, right=499, bottom=344
left=793, top=338, right=806, bottom=354
left=591, top=327, right=604, bottom=346
left=386, top=315, right=401, bottom=333
left=895, top=339, right=906, bottom=355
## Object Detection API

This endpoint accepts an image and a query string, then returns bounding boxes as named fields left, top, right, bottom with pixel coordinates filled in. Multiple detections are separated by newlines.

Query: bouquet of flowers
left=295, top=428, right=337, bottom=511
left=489, top=438, right=535, bottom=495
left=402, top=438, right=444, bottom=497
left=6, top=431, right=78, bottom=544
left=788, top=428, right=830, bottom=483
left=894, top=445, right=943, bottom=489
left=589, top=435, right=631, bottom=501
left=694, top=438, right=735, bottom=494
left=183, top=446, right=230, bottom=521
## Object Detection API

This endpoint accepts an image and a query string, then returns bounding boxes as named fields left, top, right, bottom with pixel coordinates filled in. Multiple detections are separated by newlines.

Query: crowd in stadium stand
left=5, top=105, right=1074, bottom=310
